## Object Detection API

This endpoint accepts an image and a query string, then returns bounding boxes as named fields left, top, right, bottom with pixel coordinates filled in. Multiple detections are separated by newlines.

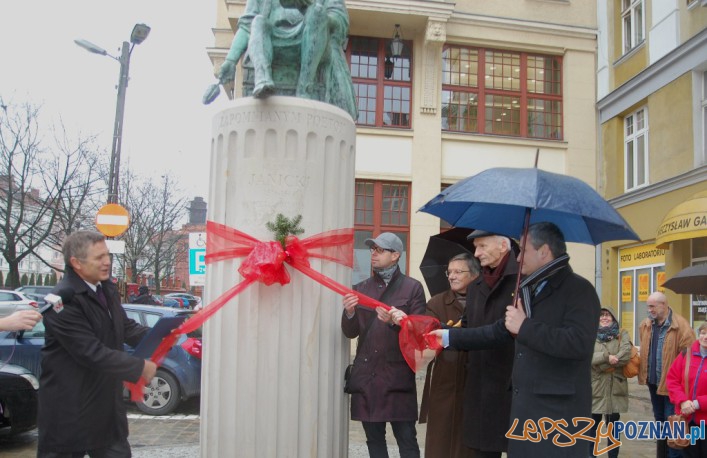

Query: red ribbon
left=126, top=221, right=442, bottom=401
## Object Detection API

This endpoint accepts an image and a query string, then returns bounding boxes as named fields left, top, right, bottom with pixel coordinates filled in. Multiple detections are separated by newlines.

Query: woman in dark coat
left=419, top=253, right=480, bottom=458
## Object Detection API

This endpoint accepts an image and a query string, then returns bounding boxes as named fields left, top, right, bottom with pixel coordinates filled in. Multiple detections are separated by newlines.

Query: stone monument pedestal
left=201, top=97, right=356, bottom=457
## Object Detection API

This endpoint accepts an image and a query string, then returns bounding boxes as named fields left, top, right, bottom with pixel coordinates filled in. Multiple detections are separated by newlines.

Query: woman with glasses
left=419, top=253, right=480, bottom=458
left=589, top=306, right=631, bottom=457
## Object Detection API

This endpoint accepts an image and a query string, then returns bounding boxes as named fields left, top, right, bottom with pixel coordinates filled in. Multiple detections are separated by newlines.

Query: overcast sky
left=1, top=0, right=225, bottom=202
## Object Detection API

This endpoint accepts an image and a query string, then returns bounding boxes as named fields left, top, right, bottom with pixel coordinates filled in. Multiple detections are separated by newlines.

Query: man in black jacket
left=132, top=285, right=158, bottom=305
left=461, top=230, right=517, bottom=457
left=38, top=231, right=157, bottom=457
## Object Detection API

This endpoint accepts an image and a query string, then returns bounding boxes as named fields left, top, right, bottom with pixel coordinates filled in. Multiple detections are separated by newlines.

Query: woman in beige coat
left=589, top=306, right=632, bottom=457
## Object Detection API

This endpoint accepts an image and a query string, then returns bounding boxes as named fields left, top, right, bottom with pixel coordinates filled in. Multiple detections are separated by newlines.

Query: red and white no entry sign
left=95, top=203, right=130, bottom=237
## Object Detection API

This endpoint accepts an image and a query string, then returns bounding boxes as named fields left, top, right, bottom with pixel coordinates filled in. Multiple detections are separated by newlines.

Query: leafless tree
left=118, top=172, right=187, bottom=293
left=118, top=169, right=159, bottom=283
left=0, top=100, right=102, bottom=287
left=42, top=122, right=108, bottom=248
left=150, top=175, right=188, bottom=293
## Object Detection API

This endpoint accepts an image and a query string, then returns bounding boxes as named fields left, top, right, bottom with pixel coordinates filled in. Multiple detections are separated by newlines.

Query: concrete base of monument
left=201, top=96, right=356, bottom=457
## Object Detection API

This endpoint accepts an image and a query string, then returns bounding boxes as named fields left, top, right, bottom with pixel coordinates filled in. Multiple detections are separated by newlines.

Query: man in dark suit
left=426, top=222, right=600, bottom=457
left=38, top=231, right=157, bottom=457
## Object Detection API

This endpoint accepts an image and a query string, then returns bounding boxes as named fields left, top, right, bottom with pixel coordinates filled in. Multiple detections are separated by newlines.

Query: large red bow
left=126, top=221, right=441, bottom=401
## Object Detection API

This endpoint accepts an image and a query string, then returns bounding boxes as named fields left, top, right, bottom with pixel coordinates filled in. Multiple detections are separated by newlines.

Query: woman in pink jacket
left=667, top=322, right=707, bottom=457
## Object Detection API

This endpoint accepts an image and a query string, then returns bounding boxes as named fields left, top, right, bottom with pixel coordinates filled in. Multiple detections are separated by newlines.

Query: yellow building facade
left=597, top=0, right=707, bottom=339
left=207, top=0, right=600, bottom=292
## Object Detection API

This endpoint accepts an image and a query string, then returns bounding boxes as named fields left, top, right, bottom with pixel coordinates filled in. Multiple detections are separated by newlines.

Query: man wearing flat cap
left=341, top=232, right=426, bottom=458
left=454, top=229, right=518, bottom=457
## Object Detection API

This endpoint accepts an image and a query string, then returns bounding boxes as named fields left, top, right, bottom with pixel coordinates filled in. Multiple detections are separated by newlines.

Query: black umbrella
left=662, top=264, right=707, bottom=295
left=419, top=227, right=475, bottom=297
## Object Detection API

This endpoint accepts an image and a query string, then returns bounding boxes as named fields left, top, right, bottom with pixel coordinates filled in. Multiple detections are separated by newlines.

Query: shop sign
left=638, top=273, right=650, bottom=301
left=656, top=271, right=666, bottom=292
left=621, top=275, right=632, bottom=302
left=619, top=243, right=665, bottom=269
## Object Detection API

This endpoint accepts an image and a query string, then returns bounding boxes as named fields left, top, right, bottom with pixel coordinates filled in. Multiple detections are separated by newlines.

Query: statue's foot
left=253, top=80, right=275, bottom=98
left=296, top=83, right=318, bottom=100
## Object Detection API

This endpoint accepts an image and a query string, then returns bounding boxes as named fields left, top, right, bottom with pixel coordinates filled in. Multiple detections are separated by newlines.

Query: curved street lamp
left=75, top=23, right=151, bottom=205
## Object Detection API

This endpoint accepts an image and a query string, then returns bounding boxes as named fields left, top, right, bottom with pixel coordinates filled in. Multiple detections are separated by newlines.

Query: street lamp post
left=75, top=23, right=151, bottom=204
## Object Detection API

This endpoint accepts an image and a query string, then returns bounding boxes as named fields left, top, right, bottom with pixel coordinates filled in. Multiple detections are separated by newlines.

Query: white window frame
left=624, top=107, right=649, bottom=192
left=622, top=0, right=645, bottom=54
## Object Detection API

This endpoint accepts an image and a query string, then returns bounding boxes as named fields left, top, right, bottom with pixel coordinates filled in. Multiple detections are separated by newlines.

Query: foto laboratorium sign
left=189, top=233, right=206, bottom=287
left=618, top=244, right=666, bottom=269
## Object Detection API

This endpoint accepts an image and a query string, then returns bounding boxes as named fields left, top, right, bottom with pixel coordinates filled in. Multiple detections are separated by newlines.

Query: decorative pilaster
left=421, top=19, right=447, bottom=115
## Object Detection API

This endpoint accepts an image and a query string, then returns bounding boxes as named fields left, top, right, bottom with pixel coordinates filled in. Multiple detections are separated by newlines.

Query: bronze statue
left=204, top=0, right=357, bottom=120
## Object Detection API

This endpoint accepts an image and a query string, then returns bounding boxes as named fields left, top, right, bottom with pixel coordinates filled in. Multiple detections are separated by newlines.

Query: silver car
left=0, top=290, right=39, bottom=318
left=15, top=285, right=54, bottom=305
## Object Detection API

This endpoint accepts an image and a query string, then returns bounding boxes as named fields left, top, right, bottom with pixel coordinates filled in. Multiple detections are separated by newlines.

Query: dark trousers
left=362, top=421, right=420, bottom=458
left=588, top=413, right=620, bottom=458
left=37, top=438, right=131, bottom=458
left=648, top=383, right=683, bottom=458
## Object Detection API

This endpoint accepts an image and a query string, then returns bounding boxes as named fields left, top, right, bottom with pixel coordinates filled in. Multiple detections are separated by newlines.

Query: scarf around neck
left=482, top=251, right=511, bottom=288
left=374, top=264, right=398, bottom=284
left=597, top=321, right=620, bottom=342
left=519, top=253, right=570, bottom=318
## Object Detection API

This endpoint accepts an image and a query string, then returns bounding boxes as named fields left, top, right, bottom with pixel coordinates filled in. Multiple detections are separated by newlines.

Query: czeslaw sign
left=95, top=204, right=130, bottom=237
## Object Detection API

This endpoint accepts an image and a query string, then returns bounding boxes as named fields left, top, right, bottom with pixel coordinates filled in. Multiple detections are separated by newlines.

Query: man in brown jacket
left=638, top=291, right=694, bottom=458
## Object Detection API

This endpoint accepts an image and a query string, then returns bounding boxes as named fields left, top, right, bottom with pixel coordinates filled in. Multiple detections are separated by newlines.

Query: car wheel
left=136, top=369, right=180, bottom=416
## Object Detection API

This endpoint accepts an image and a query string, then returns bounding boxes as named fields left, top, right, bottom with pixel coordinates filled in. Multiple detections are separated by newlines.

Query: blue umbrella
left=419, top=167, right=639, bottom=246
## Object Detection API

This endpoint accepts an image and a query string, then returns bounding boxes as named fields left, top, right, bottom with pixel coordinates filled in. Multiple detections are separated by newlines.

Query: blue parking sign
left=189, top=248, right=206, bottom=275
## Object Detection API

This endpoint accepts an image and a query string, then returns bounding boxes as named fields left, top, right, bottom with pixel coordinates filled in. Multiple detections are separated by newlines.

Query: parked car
left=0, top=363, right=39, bottom=434
left=0, top=304, right=201, bottom=416
left=153, top=295, right=181, bottom=308
left=165, top=293, right=201, bottom=309
left=122, top=304, right=202, bottom=415
left=0, top=291, right=39, bottom=319
left=15, top=285, right=53, bottom=305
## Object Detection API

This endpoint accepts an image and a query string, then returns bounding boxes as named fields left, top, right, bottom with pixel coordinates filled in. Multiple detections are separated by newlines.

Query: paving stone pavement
left=0, top=378, right=660, bottom=457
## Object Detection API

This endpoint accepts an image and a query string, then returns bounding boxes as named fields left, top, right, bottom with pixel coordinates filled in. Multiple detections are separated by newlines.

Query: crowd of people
left=342, top=224, right=702, bottom=458
left=5, top=223, right=701, bottom=457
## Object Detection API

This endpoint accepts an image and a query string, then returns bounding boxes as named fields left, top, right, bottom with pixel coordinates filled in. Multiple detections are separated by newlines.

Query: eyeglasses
left=370, top=246, right=394, bottom=254
left=599, top=312, right=612, bottom=318
left=445, top=270, right=470, bottom=277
